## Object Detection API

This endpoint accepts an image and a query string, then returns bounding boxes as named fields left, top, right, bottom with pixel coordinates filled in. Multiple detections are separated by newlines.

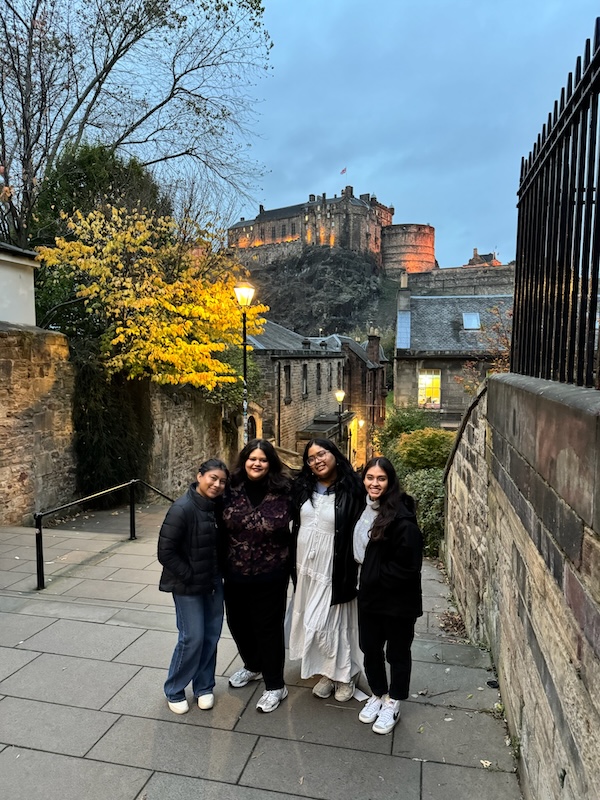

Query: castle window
left=271, top=226, right=276, bottom=240
left=337, top=363, right=342, bottom=390
left=260, top=228, right=265, bottom=240
left=302, top=364, right=308, bottom=398
left=281, top=224, right=286, bottom=237
left=316, top=363, right=322, bottom=394
left=284, top=365, right=292, bottom=404
left=328, top=363, right=333, bottom=391
left=291, top=222, right=296, bottom=235
left=305, top=215, right=309, bottom=222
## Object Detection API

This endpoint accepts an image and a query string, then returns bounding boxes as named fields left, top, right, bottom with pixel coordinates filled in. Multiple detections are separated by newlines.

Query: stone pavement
left=0, top=502, right=522, bottom=800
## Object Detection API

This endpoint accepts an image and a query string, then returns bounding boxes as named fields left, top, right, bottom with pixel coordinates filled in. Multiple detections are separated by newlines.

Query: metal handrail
left=33, top=478, right=174, bottom=590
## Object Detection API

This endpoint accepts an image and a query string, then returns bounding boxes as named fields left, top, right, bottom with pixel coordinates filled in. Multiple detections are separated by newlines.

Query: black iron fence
left=34, top=479, right=174, bottom=590
left=512, top=17, right=600, bottom=387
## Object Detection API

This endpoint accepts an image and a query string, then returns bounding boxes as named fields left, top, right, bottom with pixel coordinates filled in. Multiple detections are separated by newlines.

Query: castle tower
left=381, top=224, right=436, bottom=279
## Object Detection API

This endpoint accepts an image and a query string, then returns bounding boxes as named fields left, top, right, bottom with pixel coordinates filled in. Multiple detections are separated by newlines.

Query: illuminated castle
left=227, top=185, right=436, bottom=278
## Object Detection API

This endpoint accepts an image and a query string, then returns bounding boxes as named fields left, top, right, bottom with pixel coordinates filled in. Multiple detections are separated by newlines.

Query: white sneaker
left=167, top=698, right=189, bottom=715
left=229, top=667, right=262, bottom=688
left=256, top=686, right=288, bottom=713
left=359, top=694, right=382, bottom=723
left=312, top=676, right=334, bottom=698
left=197, top=693, right=214, bottom=710
left=334, top=679, right=355, bottom=702
left=372, top=695, right=401, bottom=734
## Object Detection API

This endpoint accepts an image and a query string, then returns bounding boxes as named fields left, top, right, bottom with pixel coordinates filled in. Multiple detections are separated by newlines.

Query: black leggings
left=358, top=607, right=416, bottom=700
left=224, top=577, right=288, bottom=690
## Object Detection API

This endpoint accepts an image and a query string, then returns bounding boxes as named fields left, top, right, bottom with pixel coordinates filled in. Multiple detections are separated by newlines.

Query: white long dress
left=288, top=492, right=362, bottom=682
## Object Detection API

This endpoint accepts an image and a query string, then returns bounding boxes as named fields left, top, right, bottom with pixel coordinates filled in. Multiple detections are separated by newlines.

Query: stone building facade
left=445, top=375, right=600, bottom=800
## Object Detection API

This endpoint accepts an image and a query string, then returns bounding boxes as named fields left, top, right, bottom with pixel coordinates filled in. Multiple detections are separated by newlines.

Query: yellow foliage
left=37, top=207, right=268, bottom=390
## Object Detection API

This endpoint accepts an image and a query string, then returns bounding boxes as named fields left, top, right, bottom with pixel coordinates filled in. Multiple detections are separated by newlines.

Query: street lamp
left=234, top=281, right=255, bottom=445
left=334, top=388, right=345, bottom=446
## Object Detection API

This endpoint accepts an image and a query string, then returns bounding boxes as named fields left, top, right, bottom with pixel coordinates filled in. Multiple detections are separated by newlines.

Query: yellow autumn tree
left=37, top=207, right=267, bottom=390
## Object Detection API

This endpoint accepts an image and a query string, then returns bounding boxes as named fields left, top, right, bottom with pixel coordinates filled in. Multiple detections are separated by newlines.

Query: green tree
left=0, top=0, right=271, bottom=246
left=373, top=404, right=434, bottom=457
left=404, top=468, right=445, bottom=556
left=397, top=427, right=455, bottom=472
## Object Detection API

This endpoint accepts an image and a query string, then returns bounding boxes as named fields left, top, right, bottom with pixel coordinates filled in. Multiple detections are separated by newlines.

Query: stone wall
left=445, top=374, right=600, bottom=800
left=408, top=264, right=515, bottom=295
left=148, top=384, right=238, bottom=497
left=0, top=323, right=76, bottom=524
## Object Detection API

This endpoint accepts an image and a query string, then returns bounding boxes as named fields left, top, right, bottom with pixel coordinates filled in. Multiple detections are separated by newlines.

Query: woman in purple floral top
left=221, top=438, right=292, bottom=713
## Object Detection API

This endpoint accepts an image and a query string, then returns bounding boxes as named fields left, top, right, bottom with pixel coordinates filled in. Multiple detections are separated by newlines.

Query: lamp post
left=234, top=281, right=255, bottom=445
left=334, top=388, right=345, bottom=448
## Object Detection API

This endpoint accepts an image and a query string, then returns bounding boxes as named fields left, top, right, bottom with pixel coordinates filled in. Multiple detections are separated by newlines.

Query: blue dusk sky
left=239, top=0, right=599, bottom=268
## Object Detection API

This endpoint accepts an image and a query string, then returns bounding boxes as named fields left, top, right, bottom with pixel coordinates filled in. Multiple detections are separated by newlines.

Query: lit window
left=463, top=312, right=481, bottom=330
left=418, top=369, right=441, bottom=409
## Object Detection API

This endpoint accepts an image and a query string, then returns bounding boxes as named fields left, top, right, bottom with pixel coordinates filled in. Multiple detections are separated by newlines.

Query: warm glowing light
left=234, top=281, right=255, bottom=307
left=335, top=389, right=345, bottom=404
left=359, top=419, right=365, bottom=428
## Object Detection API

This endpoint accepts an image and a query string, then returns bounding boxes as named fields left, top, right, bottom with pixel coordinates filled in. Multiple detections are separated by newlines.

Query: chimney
left=259, top=204, right=264, bottom=214
left=302, top=338, right=311, bottom=350
left=240, top=217, right=245, bottom=222
left=473, top=247, right=478, bottom=257
left=367, top=331, right=381, bottom=365
left=344, top=185, right=353, bottom=197
left=322, top=192, right=326, bottom=203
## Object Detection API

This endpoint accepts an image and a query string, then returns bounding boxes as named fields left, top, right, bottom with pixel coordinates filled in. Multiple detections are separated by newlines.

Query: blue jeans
left=164, top=582, right=224, bottom=702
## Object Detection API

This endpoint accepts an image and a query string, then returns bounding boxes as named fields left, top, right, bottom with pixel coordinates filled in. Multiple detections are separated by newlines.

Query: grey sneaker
left=312, top=676, right=334, bottom=698
left=372, top=695, right=401, bottom=734
left=256, top=686, right=288, bottom=713
left=359, top=694, right=382, bottom=723
left=334, top=679, right=355, bottom=702
left=229, top=667, right=262, bottom=688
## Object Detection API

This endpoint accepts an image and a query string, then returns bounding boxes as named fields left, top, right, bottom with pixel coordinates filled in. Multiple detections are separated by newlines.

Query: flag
left=340, top=167, right=347, bottom=175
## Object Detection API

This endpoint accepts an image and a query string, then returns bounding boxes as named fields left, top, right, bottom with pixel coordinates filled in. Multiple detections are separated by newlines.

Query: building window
left=337, top=363, right=342, bottom=390
left=271, top=226, right=276, bottom=240
left=291, top=222, right=296, bottom=235
left=284, top=365, right=291, bottom=404
left=328, top=363, right=333, bottom=391
left=463, top=312, right=481, bottom=330
left=260, top=228, right=264, bottom=240
left=418, top=369, right=441, bottom=409
left=302, top=364, right=308, bottom=397
left=281, top=224, right=286, bottom=237
left=316, top=363, right=322, bottom=394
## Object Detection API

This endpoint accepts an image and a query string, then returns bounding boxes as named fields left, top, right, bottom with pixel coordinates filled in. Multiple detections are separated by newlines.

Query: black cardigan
left=291, top=474, right=363, bottom=606
left=358, top=497, right=423, bottom=618
left=158, top=483, right=220, bottom=595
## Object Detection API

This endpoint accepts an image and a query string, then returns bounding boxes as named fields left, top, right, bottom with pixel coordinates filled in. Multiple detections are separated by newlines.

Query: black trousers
left=224, top=577, right=288, bottom=690
left=358, top=606, right=417, bottom=700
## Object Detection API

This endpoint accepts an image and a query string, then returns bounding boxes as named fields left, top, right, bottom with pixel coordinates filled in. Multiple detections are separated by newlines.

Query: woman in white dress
left=289, top=438, right=364, bottom=701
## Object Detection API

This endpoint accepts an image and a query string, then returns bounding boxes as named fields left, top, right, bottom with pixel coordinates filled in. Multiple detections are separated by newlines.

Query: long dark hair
left=362, top=457, right=413, bottom=541
left=294, top=438, right=359, bottom=500
left=230, top=438, right=290, bottom=493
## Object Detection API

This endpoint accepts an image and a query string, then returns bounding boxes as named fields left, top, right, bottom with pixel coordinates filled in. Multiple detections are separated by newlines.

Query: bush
left=374, top=404, right=436, bottom=457
left=404, top=468, right=445, bottom=556
left=397, top=427, right=455, bottom=472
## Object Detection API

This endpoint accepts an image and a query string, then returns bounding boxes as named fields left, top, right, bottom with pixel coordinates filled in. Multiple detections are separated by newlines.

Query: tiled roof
left=248, top=320, right=322, bottom=351
left=399, top=295, right=513, bottom=354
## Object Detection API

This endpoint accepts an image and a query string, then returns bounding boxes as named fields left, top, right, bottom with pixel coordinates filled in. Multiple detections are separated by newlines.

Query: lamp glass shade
left=334, top=389, right=345, bottom=404
left=234, top=281, right=255, bottom=307
left=358, top=419, right=365, bottom=428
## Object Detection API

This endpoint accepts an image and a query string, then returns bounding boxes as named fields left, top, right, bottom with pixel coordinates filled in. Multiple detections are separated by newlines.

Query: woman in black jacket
left=158, top=458, right=229, bottom=715
left=353, top=457, right=423, bottom=735
left=288, top=438, right=363, bottom=703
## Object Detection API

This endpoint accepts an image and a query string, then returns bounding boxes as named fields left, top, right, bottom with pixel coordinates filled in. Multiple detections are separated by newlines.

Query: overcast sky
left=238, top=0, right=599, bottom=268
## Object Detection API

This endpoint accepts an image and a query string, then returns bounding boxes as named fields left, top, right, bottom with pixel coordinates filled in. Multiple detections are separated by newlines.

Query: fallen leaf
left=417, top=725, right=425, bottom=734
left=299, top=776, right=304, bottom=785
left=467, top=694, right=473, bottom=699
left=444, top=717, right=454, bottom=722
left=480, top=760, right=492, bottom=769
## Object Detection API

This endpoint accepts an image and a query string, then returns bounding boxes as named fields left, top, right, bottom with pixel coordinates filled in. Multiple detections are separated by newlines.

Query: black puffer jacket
left=158, top=483, right=220, bottom=595
left=291, top=474, right=363, bottom=606
left=358, top=495, right=423, bottom=618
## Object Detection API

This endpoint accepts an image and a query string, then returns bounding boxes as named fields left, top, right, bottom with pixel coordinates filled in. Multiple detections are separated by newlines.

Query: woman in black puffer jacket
left=158, top=458, right=229, bottom=715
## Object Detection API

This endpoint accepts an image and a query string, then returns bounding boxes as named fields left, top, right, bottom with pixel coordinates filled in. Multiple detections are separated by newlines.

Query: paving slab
left=0, top=696, right=120, bottom=756
left=16, top=617, right=145, bottom=660
left=237, top=683, right=391, bottom=754
left=62, top=578, right=148, bottom=602
left=0, top=611, right=56, bottom=646
left=0, top=595, right=29, bottom=613
left=0, top=746, right=150, bottom=800
left=98, top=553, right=159, bottom=570
left=422, top=761, right=521, bottom=800
left=0, top=570, right=29, bottom=589
left=103, top=669, right=255, bottom=730
left=7, top=574, right=84, bottom=594
left=392, top=701, right=515, bottom=771
left=104, top=567, right=162, bottom=584
left=239, top=736, right=421, bottom=800
left=106, top=607, right=177, bottom=632
left=8, top=596, right=120, bottom=623
left=409, top=660, right=498, bottom=710
left=60, top=564, right=121, bottom=580
left=134, top=773, right=308, bottom=800
left=412, top=638, right=492, bottom=669
left=86, top=715, right=257, bottom=781
left=126, top=584, right=172, bottom=605
left=0, top=652, right=141, bottom=709
left=0, top=646, right=40, bottom=681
